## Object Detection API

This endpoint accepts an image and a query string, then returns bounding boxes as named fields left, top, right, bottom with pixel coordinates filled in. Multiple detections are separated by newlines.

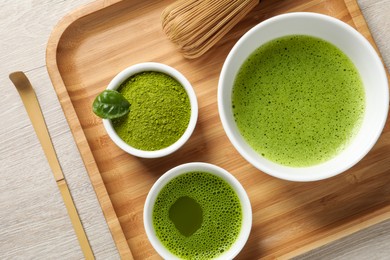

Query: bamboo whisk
left=162, top=0, right=259, bottom=59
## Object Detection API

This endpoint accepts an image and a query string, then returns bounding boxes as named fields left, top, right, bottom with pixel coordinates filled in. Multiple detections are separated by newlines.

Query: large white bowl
left=103, top=62, right=198, bottom=158
left=218, top=12, right=389, bottom=182
left=143, top=162, right=252, bottom=259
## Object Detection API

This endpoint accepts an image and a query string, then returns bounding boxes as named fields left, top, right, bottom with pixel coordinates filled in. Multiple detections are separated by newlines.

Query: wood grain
left=45, top=0, right=390, bottom=259
left=0, top=0, right=119, bottom=259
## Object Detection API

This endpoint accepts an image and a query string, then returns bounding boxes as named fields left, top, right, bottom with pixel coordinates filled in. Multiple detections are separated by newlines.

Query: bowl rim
left=103, top=62, right=198, bottom=158
left=143, top=162, right=252, bottom=259
left=218, top=12, right=389, bottom=182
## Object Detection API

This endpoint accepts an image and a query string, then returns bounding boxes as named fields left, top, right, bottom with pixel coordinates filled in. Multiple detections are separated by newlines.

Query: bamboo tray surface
left=46, top=0, right=390, bottom=259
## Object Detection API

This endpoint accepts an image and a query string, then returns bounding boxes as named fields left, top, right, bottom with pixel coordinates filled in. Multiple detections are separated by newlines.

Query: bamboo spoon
left=9, top=71, right=94, bottom=260
left=162, top=0, right=260, bottom=59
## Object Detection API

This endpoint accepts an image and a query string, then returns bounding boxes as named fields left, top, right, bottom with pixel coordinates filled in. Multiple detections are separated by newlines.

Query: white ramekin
left=103, top=62, right=198, bottom=158
left=143, top=162, right=252, bottom=259
left=218, top=13, right=389, bottom=181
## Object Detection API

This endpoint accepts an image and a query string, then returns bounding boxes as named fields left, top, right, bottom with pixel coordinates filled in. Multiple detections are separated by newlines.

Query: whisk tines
left=161, top=0, right=259, bottom=59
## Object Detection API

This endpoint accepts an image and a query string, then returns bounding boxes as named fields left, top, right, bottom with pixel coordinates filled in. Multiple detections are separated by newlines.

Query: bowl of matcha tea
left=144, top=162, right=252, bottom=259
left=218, top=12, right=389, bottom=181
left=96, top=62, right=198, bottom=158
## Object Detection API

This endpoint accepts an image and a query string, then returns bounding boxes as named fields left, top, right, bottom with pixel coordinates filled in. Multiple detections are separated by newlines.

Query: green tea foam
left=153, top=171, right=242, bottom=259
left=232, top=35, right=365, bottom=167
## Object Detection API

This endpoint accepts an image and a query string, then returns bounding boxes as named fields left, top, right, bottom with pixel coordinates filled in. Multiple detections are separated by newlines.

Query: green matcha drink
left=112, top=71, right=191, bottom=151
left=232, top=35, right=365, bottom=167
left=153, top=171, right=242, bottom=259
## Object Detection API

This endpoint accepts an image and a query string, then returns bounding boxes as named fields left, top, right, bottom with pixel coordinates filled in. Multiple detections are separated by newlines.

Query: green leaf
left=92, top=89, right=130, bottom=119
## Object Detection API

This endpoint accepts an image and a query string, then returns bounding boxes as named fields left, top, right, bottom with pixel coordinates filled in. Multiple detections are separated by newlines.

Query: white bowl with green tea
left=144, top=162, right=252, bottom=259
left=218, top=13, right=389, bottom=182
left=93, top=62, right=198, bottom=158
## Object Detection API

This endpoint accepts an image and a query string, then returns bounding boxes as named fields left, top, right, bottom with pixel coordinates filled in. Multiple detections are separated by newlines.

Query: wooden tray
left=46, top=0, right=390, bottom=259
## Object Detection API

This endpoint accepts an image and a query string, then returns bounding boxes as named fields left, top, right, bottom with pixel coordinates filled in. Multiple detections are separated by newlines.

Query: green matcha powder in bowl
left=103, top=62, right=198, bottom=158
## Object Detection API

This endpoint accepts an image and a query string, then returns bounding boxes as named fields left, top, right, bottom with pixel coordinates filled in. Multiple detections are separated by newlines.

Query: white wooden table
left=0, top=0, right=389, bottom=259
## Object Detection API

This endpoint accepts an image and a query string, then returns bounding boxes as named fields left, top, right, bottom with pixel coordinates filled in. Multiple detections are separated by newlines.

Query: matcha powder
left=112, top=71, right=191, bottom=151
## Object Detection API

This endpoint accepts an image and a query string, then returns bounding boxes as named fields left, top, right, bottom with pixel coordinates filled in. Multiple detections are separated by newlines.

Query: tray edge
left=280, top=205, right=390, bottom=259
left=280, top=0, right=390, bottom=258
left=45, top=0, right=133, bottom=259
left=45, top=0, right=390, bottom=259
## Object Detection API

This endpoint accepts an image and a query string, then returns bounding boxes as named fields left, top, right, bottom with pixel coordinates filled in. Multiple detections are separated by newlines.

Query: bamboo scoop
left=9, top=71, right=94, bottom=260
left=162, top=0, right=259, bottom=59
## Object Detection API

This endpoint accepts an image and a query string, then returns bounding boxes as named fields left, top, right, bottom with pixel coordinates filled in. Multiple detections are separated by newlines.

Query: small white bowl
left=218, top=12, right=389, bottom=182
left=143, top=162, right=252, bottom=259
left=103, top=62, right=198, bottom=158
